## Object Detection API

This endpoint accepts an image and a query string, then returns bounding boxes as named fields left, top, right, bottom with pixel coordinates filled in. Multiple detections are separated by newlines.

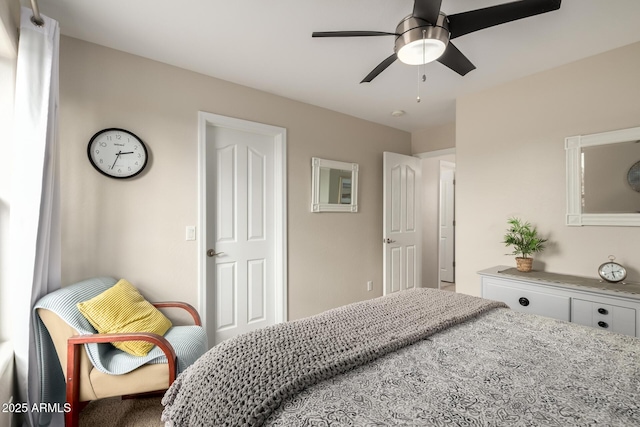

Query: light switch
left=185, top=226, right=196, bottom=241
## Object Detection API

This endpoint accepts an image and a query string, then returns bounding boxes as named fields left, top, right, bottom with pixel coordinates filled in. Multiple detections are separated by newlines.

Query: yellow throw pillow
left=77, top=279, right=172, bottom=356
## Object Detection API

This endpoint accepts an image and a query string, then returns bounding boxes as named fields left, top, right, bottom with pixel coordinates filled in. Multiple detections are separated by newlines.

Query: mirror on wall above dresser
left=311, top=157, right=359, bottom=213
left=566, top=126, right=640, bottom=226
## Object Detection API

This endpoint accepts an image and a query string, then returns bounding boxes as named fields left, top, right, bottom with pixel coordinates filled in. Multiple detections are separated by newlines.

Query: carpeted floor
left=79, top=396, right=164, bottom=427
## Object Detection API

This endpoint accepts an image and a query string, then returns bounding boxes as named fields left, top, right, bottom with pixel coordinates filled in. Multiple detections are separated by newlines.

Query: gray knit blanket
left=161, top=288, right=507, bottom=426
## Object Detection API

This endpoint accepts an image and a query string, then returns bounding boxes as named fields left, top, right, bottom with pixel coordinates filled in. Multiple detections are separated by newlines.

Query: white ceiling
left=25, top=0, right=640, bottom=132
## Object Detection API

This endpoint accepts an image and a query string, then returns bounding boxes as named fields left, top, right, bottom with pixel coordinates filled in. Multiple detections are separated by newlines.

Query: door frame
left=197, top=111, right=287, bottom=332
left=438, top=160, right=456, bottom=285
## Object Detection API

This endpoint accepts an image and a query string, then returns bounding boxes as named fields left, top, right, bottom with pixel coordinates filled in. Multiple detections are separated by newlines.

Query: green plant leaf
left=502, top=217, right=548, bottom=258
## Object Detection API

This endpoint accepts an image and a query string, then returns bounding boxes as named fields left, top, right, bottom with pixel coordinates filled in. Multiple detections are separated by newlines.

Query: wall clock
left=628, top=160, right=640, bottom=192
left=87, top=128, right=148, bottom=179
left=597, top=255, right=627, bottom=283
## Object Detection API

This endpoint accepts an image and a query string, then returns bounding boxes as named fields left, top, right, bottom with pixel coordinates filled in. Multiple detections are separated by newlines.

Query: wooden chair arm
left=66, top=332, right=177, bottom=393
left=68, top=333, right=177, bottom=376
left=65, top=332, right=177, bottom=427
left=152, top=301, right=202, bottom=326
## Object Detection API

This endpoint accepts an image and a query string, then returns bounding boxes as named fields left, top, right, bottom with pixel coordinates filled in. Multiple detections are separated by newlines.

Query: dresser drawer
left=482, top=280, right=570, bottom=321
left=572, top=299, right=636, bottom=337
left=480, top=267, right=640, bottom=338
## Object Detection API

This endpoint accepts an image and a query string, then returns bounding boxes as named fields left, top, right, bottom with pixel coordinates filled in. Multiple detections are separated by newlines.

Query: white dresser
left=479, top=266, right=640, bottom=337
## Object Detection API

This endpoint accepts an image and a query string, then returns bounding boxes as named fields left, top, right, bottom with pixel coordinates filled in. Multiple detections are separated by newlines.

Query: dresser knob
left=518, top=297, right=530, bottom=307
left=598, top=321, right=609, bottom=328
left=597, top=308, right=608, bottom=315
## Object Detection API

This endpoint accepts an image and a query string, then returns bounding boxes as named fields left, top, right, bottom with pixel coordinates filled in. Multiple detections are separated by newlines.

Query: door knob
left=384, top=238, right=396, bottom=244
left=207, top=249, right=224, bottom=258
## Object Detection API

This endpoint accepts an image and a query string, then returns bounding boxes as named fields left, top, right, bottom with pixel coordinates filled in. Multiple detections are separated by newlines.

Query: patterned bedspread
left=265, top=308, right=640, bottom=426
left=162, top=289, right=505, bottom=426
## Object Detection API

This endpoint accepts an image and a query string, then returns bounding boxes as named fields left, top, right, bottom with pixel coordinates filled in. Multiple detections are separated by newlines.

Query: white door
left=383, top=152, right=422, bottom=295
left=439, top=161, right=455, bottom=283
left=206, top=125, right=276, bottom=345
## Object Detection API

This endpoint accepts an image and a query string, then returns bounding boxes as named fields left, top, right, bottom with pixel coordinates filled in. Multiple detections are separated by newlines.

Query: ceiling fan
left=312, top=0, right=561, bottom=83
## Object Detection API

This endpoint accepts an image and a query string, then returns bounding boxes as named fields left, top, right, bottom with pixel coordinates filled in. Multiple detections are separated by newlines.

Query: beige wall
left=0, top=0, right=18, bottom=58
left=59, top=36, right=411, bottom=321
left=412, top=121, right=455, bottom=153
left=456, top=41, right=640, bottom=296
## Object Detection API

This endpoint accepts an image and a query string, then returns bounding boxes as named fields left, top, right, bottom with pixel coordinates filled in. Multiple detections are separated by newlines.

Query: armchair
left=35, top=277, right=208, bottom=427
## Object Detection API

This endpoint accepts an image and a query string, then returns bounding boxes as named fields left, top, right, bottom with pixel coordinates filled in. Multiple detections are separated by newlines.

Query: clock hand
left=119, top=151, right=134, bottom=155
left=111, top=151, right=122, bottom=169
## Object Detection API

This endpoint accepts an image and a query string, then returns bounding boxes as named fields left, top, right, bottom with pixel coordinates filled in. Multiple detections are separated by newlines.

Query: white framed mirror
left=566, top=125, right=640, bottom=226
left=311, top=157, right=359, bottom=212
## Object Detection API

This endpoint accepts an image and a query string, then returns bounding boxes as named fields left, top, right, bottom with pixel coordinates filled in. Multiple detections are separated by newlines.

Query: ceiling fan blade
left=437, top=42, right=476, bottom=76
left=312, top=31, right=398, bottom=38
left=361, top=53, right=398, bottom=83
left=448, top=0, right=561, bottom=39
left=413, top=0, right=442, bottom=25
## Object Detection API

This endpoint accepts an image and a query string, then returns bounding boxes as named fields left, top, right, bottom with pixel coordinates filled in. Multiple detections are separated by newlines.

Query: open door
left=383, top=152, right=422, bottom=295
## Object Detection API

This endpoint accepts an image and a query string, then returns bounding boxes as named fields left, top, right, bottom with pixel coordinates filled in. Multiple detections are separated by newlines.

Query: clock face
left=87, top=128, right=148, bottom=179
left=598, top=262, right=627, bottom=283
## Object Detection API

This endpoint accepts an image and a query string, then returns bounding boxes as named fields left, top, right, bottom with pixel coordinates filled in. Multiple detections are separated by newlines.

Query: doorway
left=383, top=151, right=455, bottom=292
left=197, top=112, right=287, bottom=346
left=438, top=161, right=455, bottom=288
left=417, top=150, right=456, bottom=290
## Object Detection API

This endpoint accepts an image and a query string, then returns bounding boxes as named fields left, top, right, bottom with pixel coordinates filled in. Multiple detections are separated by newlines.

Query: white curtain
left=11, top=7, right=61, bottom=427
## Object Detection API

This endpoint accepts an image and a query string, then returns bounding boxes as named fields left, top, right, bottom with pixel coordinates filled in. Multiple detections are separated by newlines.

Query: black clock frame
left=628, top=160, right=640, bottom=192
left=87, top=128, right=149, bottom=179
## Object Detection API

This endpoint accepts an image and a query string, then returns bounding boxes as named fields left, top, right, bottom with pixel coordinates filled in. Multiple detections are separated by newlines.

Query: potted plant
left=502, top=217, right=548, bottom=272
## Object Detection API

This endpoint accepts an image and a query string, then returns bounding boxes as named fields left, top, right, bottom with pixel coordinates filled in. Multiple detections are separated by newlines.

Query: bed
left=161, top=288, right=640, bottom=426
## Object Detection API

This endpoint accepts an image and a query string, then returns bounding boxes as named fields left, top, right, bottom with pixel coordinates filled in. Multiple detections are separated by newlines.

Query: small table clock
left=598, top=255, right=627, bottom=283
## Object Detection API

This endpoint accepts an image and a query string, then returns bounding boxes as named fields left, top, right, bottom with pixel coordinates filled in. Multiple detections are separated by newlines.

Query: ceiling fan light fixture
left=395, top=14, right=450, bottom=66
left=397, top=38, right=446, bottom=65
left=315, top=0, right=562, bottom=83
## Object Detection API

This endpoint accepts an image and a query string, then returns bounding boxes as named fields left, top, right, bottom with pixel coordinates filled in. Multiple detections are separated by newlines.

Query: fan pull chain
left=422, top=29, right=427, bottom=82
left=417, top=29, right=427, bottom=103
left=417, top=64, right=421, bottom=103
